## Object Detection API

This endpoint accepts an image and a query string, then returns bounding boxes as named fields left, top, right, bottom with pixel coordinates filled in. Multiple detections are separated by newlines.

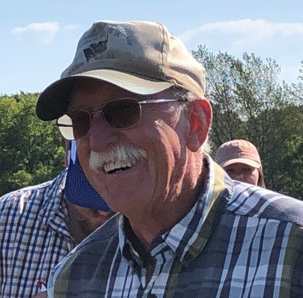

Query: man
left=215, top=139, right=266, bottom=187
left=0, top=141, right=113, bottom=297
left=37, top=21, right=303, bottom=297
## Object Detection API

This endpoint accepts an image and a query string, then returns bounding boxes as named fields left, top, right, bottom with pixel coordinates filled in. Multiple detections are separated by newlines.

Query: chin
left=106, top=192, right=144, bottom=214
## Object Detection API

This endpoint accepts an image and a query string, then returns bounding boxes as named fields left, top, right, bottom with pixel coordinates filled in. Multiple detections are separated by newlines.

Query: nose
left=88, top=114, right=119, bottom=151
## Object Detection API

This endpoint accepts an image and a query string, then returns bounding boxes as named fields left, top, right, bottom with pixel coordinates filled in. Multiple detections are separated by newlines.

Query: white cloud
left=12, top=22, right=60, bottom=34
left=178, top=19, right=303, bottom=83
left=11, top=22, right=60, bottom=44
left=179, top=19, right=303, bottom=45
left=178, top=19, right=303, bottom=53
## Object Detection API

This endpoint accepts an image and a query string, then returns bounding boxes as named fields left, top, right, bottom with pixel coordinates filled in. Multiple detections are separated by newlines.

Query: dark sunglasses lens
left=69, top=111, right=91, bottom=139
left=103, top=99, right=141, bottom=128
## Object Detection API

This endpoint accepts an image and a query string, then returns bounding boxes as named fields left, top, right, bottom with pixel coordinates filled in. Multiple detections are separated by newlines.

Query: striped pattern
left=48, top=158, right=303, bottom=298
left=0, top=170, right=76, bottom=297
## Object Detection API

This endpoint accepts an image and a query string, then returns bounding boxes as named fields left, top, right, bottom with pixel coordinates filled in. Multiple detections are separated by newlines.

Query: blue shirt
left=0, top=170, right=76, bottom=297
left=48, top=158, right=303, bottom=298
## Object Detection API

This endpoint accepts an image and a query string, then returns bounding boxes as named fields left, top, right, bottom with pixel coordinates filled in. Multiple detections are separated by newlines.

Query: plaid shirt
left=0, top=170, right=76, bottom=297
left=48, top=157, right=303, bottom=298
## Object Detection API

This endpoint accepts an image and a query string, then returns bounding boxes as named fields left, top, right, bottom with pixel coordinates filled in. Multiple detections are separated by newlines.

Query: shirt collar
left=38, top=169, right=71, bottom=239
left=163, top=156, right=233, bottom=264
left=118, top=155, right=234, bottom=265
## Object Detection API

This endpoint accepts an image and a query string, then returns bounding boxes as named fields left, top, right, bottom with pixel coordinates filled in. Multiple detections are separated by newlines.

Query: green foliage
left=0, top=92, right=65, bottom=195
left=1, top=49, right=303, bottom=200
left=193, top=46, right=303, bottom=199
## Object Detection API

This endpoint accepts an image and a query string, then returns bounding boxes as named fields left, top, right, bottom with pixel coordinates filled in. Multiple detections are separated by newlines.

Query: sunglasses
left=56, top=98, right=181, bottom=140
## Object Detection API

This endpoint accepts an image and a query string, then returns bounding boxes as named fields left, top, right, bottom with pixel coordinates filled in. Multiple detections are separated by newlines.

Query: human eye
left=69, top=111, right=89, bottom=125
left=243, top=167, right=254, bottom=174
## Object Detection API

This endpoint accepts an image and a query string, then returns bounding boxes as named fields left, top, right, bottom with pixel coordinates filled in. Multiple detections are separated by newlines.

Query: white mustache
left=89, top=144, right=147, bottom=173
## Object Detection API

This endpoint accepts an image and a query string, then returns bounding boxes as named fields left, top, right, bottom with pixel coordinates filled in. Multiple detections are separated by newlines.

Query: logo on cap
left=83, top=37, right=109, bottom=62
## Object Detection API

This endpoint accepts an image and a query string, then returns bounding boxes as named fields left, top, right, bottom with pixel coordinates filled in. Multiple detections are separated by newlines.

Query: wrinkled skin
left=72, top=79, right=212, bottom=246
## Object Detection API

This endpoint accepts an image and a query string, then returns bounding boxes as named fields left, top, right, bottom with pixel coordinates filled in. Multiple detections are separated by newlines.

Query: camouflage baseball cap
left=36, top=20, right=206, bottom=120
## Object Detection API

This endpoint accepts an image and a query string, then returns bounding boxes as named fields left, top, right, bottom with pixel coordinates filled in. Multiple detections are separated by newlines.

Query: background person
left=36, top=20, right=303, bottom=298
left=215, top=139, right=266, bottom=187
left=0, top=141, right=113, bottom=298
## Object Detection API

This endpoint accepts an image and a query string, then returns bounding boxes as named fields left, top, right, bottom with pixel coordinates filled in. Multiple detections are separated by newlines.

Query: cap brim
left=221, top=158, right=261, bottom=169
left=36, top=69, right=173, bottom=120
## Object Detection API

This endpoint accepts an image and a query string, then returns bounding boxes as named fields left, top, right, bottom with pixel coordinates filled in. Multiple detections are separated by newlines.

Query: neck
left=127, top=157, right=207, bottom=250
left=66, top=200, right=113, bottom=243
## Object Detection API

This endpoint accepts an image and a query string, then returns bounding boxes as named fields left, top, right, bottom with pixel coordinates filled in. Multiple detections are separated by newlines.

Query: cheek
left=249, top=170, right=260, bottom=185
left=254, top=170, right=260, bottom=182
left=154, top=124, right=188, bottom=187
left=154, top=121, right=184, bottom=159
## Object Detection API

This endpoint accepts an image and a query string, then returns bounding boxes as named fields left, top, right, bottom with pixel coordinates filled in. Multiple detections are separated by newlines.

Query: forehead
left=69, top=79, right=135, bottom=109
left=69, top=79, right=176, bottom=110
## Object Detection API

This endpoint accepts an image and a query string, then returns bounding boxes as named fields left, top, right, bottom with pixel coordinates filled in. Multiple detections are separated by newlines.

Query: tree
left=193, top=46, right=303, bottom=198
left=285, top=61, right=303, bottom=105
left=0, top=92, right=65, bottom=195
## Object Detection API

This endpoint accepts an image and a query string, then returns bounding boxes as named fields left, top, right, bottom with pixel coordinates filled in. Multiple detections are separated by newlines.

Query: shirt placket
left=142, top=247, right=174, bottom=298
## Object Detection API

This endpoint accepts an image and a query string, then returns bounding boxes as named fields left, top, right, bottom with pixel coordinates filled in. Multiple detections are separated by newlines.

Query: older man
left=37, top=21, right=303, bottom=298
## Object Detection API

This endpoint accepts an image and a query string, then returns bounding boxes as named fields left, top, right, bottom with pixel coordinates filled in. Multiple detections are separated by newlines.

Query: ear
left=186, top=99, right=212, bottom=152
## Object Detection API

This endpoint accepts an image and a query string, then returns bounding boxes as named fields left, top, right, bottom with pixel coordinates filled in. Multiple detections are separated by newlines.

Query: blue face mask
left=65, top=141, right=112, bottom=211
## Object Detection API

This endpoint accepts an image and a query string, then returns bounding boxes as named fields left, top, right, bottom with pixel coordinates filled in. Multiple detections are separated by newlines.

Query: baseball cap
left=65, top=141, right=111, bottom=211
left=36, top=20, right=206, bottom=121
left=215, top=140, right=262, bottom=169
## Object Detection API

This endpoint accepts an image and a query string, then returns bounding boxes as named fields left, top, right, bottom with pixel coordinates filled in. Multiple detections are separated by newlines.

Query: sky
left=1, top=0, right=303, bottom=95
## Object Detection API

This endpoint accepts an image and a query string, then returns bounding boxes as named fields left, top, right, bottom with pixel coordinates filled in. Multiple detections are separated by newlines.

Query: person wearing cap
left=0, top=141, right=114, bottom=298
left=215, top=139, right=266, bottom=187
left=37, top=21, right=303, bottom=298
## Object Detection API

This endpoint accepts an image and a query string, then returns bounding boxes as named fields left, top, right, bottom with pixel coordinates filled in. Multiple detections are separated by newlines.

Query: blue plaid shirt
left=0, top=170, right=76, bottom=297
left=48, top=157, right=303, bottom=298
